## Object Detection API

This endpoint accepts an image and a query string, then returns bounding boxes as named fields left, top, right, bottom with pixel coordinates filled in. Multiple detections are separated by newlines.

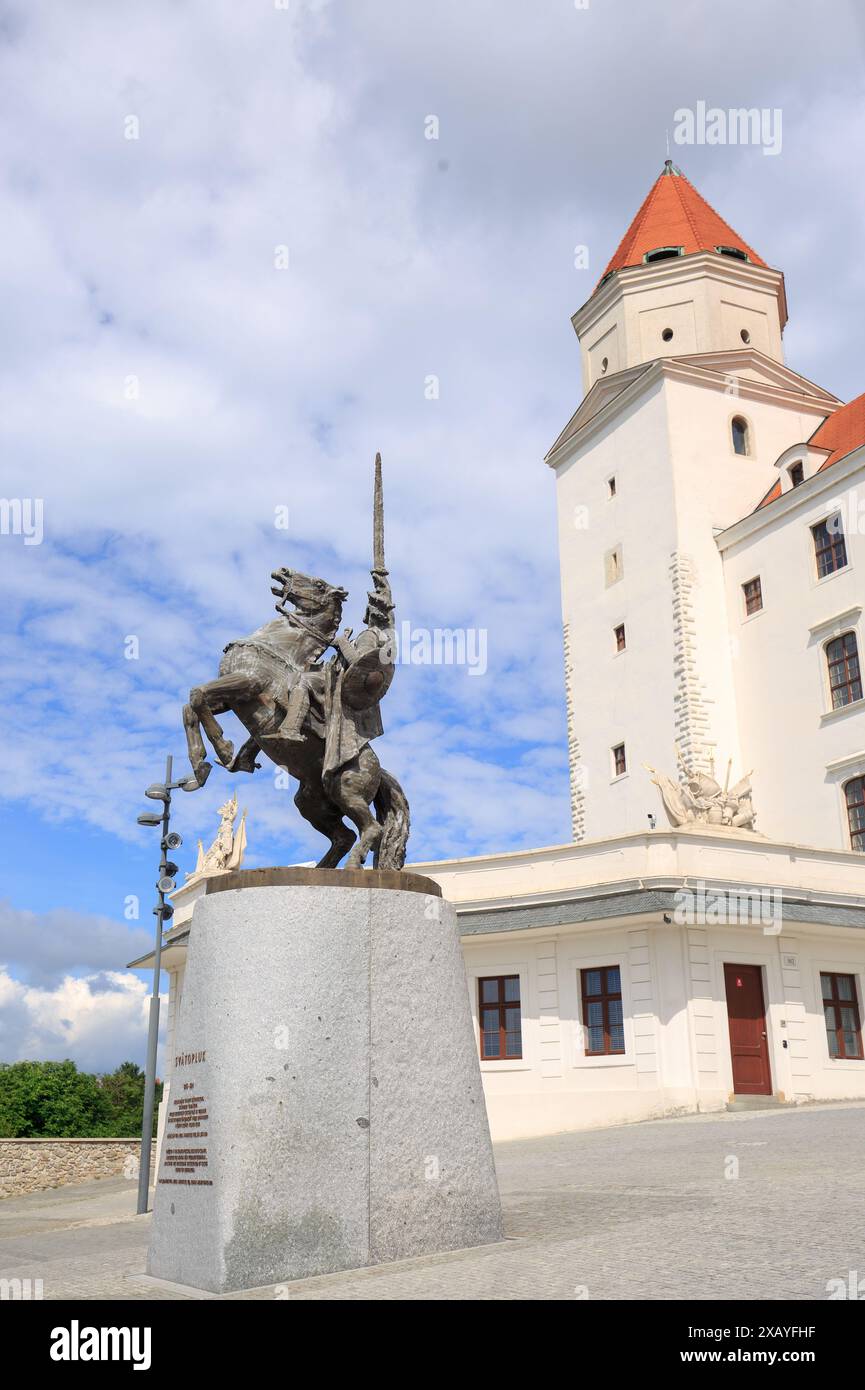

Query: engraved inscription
left=158, top=1078, right=213, bottom=1187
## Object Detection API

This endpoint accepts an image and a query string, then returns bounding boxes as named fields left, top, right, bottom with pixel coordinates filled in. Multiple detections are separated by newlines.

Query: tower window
left=845, top=777, right=865, bottom=852
left=661, top=327, right=674, bottom=342
left=788, top=461, right=804, bottom=488
left=742, top=577, right=763, bottom=616
left=612, top=743, right=627, bottom=777
left=740, top=328, right=751, bottom=344
left=643, top=246, right=682, bottom=264
left=608, top=476, right=616, bottom=497
left=812, top=516, right=848, bottom=578
left=826, top=632, right=862, bottom=709
left=604, top=545, right=623, bottom=586
left=614, top=623, right=626, bottom=652
left=716, top=245, right=750, bottom=262
left=731, top=415, right=750, bottom=456
left=600, top=356, right=609, bottom=374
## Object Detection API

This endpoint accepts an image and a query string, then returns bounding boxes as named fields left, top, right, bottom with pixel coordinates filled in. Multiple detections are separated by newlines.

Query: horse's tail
left=373, top=767, right=410, bottom=871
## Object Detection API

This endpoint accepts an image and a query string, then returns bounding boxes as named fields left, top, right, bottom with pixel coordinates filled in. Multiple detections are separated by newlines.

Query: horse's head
left=270, top=567, right=348, bottom=636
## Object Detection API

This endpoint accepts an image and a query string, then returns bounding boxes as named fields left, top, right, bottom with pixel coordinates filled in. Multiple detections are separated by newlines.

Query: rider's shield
left=340, top=645, right=395, bottom=712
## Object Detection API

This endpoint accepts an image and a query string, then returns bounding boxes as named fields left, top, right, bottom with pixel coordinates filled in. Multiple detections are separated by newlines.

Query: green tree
left=99, top=1061, right=161, bottom=1136
left=0, top=1060, right=163, bottom=1137
left=0, top=1060, right=113, bottom=1137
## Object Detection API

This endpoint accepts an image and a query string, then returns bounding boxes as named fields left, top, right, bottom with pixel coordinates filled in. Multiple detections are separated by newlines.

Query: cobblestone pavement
left=1, top=1103, right=863, bottom=1301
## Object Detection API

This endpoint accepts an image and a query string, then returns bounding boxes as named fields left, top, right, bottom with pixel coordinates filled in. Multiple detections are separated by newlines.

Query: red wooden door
left=724, top=963, right=772, bottom=1096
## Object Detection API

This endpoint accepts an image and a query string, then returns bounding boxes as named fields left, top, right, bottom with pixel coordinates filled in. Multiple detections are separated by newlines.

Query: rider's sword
left=373, top=452, right=387, bottom=576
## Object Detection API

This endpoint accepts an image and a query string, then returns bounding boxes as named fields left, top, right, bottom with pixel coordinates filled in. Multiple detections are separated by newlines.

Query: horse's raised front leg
left=189, top=673, right=264, bottom=768
left=183, top=702, right=212, bottom=789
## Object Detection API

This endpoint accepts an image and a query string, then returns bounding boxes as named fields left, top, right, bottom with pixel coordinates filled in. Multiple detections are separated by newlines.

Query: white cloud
left=0, top=969, right=164, bottom=1075
left=0, top=1, right=861, bottom=924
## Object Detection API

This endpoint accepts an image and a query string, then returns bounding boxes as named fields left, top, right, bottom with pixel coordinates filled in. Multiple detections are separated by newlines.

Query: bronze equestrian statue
left=180, top=456, right=409, bottom=870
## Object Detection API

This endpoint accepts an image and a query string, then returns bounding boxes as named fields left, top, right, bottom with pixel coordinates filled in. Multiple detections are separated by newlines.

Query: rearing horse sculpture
left=181, top=457, right=410, bottom=870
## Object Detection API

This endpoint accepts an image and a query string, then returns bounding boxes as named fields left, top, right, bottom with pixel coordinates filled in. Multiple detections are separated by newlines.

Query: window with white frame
left=812, top=516, right=848, bottom=579
left=844, top=776, right=865, bottom=852
left=826, top=631, right=862, bottom=709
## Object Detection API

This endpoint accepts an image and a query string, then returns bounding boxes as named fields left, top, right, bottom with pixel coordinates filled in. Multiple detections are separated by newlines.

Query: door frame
left=723, top=956, right=778, bottom=1095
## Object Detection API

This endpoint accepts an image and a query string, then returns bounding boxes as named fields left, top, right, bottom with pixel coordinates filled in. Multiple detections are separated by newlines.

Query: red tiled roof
left=598, top=161, right=767, bottom=288
left=753, top=391, right=865, bottom=511
left=754, top=479, right=782, bottom=510
left=810, top=390, right=865, bottom=472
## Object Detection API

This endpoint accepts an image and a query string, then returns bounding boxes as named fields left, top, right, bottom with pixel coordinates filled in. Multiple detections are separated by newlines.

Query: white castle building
left=135, top=162, right=865, bottom=1143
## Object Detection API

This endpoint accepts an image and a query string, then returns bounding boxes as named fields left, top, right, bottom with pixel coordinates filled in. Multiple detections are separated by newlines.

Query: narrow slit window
left=612, top=743, right=627, bottom=777
left=614, top=623, right=626, bottom=652
left=742, top=576, right=763, bottom=616
left=731, top=416, right=750, bottom=456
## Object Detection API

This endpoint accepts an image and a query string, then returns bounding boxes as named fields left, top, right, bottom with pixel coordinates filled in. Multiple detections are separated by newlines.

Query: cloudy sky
left=1, top=0, right=863, bottom=1072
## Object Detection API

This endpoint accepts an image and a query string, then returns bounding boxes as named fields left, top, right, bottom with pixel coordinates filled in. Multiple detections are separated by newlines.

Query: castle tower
left=548, top=163, right=839, bottom=842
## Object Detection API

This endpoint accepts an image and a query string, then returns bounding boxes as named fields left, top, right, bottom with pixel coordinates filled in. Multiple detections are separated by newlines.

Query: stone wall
left=0, top=1139, right=142, bottom=1199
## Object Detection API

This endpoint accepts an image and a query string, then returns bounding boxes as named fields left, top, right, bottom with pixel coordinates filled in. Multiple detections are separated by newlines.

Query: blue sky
left=1, top=0, right=863, bottom=1070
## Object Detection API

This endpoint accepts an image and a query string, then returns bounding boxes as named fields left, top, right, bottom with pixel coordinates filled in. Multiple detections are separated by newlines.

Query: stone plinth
left=146, top=868, right=502, bottom=1293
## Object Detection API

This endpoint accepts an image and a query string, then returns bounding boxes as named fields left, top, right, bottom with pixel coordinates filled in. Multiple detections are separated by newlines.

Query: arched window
left=643, top=246, right=682, bottom=264
left=844, top=776, right=865, bottom=852
left=826, top=632, right=862, bottom=709
left=731, top=416, right=750, bottom=456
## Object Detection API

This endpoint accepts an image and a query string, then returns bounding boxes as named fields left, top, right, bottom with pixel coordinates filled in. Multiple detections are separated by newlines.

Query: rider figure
left=277, top=570, right=393, bottom=743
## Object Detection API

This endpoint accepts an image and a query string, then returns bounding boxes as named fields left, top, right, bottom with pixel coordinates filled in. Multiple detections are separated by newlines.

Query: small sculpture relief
left=644, top=750, right=757, bottom=832
left=186, top=791, right=247, bottom=883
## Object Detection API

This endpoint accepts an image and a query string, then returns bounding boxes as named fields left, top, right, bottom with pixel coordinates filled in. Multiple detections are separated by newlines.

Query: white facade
left=719, top=448, right=865, bottom=850
left=574, top=250, right=787, bottom=390
left=140, top=166, right=865, bottom=1146
left=419, top=831, right=865, bottom=1139
left=550, top=353, right=843, bottom=843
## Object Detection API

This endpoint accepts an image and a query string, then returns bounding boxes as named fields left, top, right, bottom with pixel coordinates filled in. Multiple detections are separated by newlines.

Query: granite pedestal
left=146, top=868, right=503, bottom=1293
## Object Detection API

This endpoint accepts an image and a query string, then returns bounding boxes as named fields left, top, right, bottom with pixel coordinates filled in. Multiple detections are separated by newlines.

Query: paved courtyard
left=2, top=1102, right=863, bottom=1301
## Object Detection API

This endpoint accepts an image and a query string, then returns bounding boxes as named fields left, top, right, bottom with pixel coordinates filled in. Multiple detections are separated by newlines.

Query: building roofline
left=545, top=352, right=838, bottom=470
left=572, top=250, right=788, bottom=334
left=717, top=444, right=865, bottom=549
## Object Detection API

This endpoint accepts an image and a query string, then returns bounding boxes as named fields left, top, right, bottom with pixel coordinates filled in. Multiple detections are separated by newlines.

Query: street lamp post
left=135, top=753, right=188, bottom=1216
